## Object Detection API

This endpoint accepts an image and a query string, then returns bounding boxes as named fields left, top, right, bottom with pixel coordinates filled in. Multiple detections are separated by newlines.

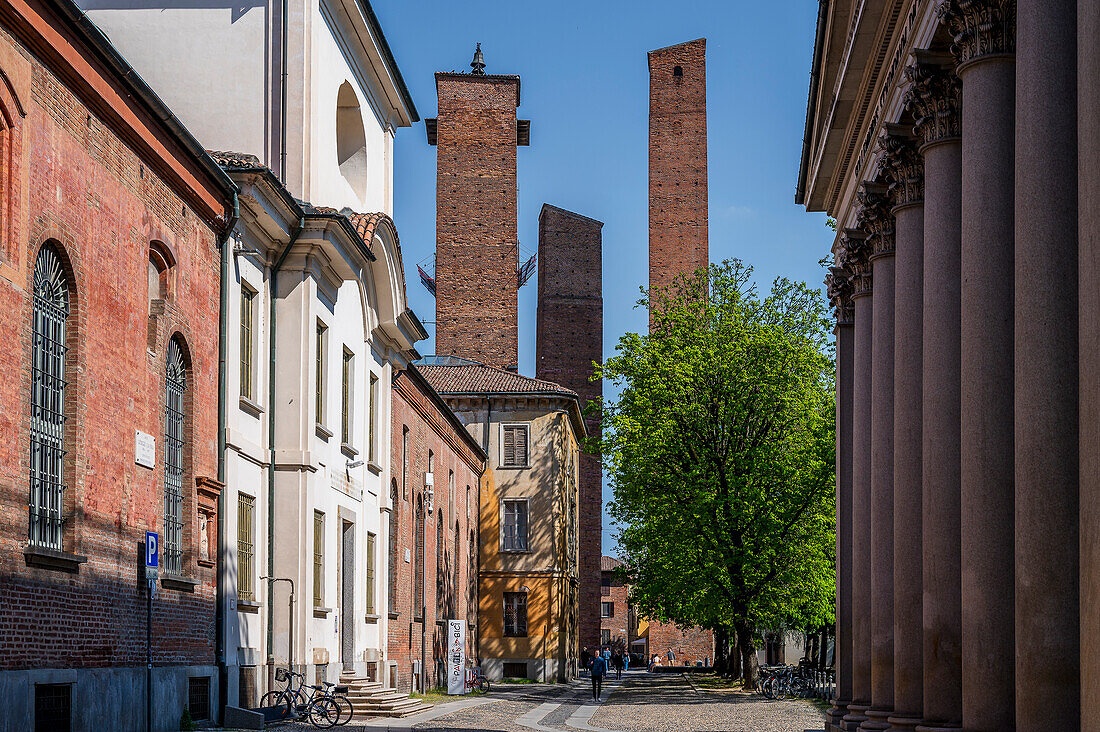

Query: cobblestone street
left=304, top=671, right=826, bottom=732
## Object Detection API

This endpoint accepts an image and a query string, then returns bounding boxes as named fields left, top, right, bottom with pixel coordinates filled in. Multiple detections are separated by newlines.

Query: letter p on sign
left=146, top=531, right=158, bottom=568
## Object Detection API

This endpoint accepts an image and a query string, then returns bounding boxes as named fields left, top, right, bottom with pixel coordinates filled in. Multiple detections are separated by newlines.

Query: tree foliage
left=598, top=260, right=836, bottom=687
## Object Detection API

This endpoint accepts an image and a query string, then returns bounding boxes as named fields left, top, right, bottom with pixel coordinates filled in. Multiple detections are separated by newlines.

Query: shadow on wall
left=79, top=0, right=265, bottom=23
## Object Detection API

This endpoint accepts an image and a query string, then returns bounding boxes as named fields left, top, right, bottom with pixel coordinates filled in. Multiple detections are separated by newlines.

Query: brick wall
left=0, top=24, right=224, bottom=671
left=387, top=369, right=482, bottom=692
left=648, top=39, right=709, bottom=302
left=647, top=620, right=715, bottom=667
left=432, top=72, right=521, bottom=368
left=598, top=572, right=629, bottom=649
left=535, top=204, right=603, bottom=652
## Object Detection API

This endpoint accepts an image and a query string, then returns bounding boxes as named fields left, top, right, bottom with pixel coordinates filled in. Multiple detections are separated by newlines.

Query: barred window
left=237, top=493, right=255, bottom=601
left=164, top=338, right=187, bottom=575
left=313, top=511, right=324, bottom=607
left=502, top=499, right=528, bottom=552
left=504, top=592, right=527, bottom=637
left=401, top=426, right=409, bottom=498
left=29, top=244, right=69, bottom=550
left=365, top=531, right=376, bottom=614
left=436, top=507, right=444, bottom=616
left=388, top=483, right=399, bottom=609
left=239, top=284, right=255, bottom=399
left=368, top=373, right=378, bottom=463
left=502, top=424, right=529, bottom=467
left=414, top=496, right=424, bottom=616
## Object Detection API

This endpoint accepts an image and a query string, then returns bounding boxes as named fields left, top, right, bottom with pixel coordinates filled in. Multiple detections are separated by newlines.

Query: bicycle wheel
left=760, top=676, right=776, bottom=700
left=308, top=698, right=341, bottom=729
left=259, top=690, right=292, bottom=719
left=332, top=695, right=354, bottom=726
left=477, top=678, right=490, bottom=693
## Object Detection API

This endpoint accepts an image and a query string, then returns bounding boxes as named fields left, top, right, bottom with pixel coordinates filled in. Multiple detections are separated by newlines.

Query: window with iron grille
left=164, top=338, right=187, bottom=575
left=503, top=592, right=527, bottom=637
left=436, top=508, right=444, bottom=616
left=315, top=321, right=327, bottom=426
left=34, top=683, right=71, bottom=732
left=501, top=424, right=528, bottom=467
left=187, top=676, right=210, bottom=721
left=600, top=629, right=611, bottom=646
left=365, top=531, right=376, bottom=614
left=237, top=493, right=255, bottom=601
left=502, top=662, right=528, bottom=679
left=501, top=499, right=528, bottom=552
left=454, top=520, right=460, bottom=614
left=313, top=511, right=324, bottom=606
left=368, top=373, right=377, bottom=462
left=414, top=497, right=424, bottom=616
left=388, top=484, right=398, bottom=609
left=341, top=347, right=353, bottom=444
left=239, top=283, right=255, bottom=399
left=401, top=426, right=408, bottom=498
left=28, top=244, right=69, bottom=550
left=468, top=530, right=477, bottom=612
left=601, top=601, right=614, bottom=618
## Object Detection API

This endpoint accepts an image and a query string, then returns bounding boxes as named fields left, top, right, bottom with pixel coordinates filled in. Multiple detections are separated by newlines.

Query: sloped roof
left=208, top=150, right=264, bottom=169
left=601, top=556, right=624, bottom=572
left=417, top=361, right=577, bottom=397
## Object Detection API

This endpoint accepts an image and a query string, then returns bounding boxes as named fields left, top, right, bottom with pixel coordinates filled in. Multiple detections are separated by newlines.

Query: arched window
left=469, top=529, right=477, bottom=618
left=164, top=337, right=187, bottom=575
left=28, top=243, right=69, bottom=549
left=414, top=495, right=424, bottom=615
left=436, top=507, right=444, bottom=617
left=336, top=81, right=368, bottom=200
left=454, top=519, right=460, bottom=613
left=148, top=241, right=175, bottom=313
left=388, top=481, right=399, bottom=609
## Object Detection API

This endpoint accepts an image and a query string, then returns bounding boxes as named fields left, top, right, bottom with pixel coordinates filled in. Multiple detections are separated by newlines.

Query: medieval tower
left=428, top=45, right=529, bottom=368
left=648, top=38, right=709, bottom=305
left=535, top=204, right=604, bottom=652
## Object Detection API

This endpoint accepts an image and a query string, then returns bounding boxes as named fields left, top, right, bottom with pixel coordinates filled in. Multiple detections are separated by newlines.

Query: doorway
left=341, top=520, right=355, bottom=671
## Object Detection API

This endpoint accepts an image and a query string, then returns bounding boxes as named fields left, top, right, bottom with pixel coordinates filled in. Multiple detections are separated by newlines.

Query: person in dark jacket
left=590, top=653, right=608, bottom=701
left=580, top=647, right=591, bottom=677
left=612, top=651, right=625, bottom=680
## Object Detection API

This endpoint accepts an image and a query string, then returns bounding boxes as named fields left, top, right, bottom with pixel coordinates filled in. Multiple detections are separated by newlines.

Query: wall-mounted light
left=346, top=459, right=364, bottom=469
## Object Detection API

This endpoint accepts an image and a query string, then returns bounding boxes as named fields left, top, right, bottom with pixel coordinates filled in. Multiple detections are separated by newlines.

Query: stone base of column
left=843, top=703, right=871, bottom=731
left=914, top=724, right=962, bottom=732
left=860, top=708, right=893, bottom=730
left=886, top=713, right=922, bottom=731
left=827, top=699, right=852, bottom=732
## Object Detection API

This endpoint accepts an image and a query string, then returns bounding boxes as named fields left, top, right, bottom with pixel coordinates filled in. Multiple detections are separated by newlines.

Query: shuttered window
left=313, top=511, right=324, bottom=607
left=368, top=374, right=378, bottom=462
left=365, top=532, right=376, bottom=614
left=238, top=494, right=255, bottom=601
left=341, top=348, right=353, bottom=444
left=315, top=322, right=327, bottom=426
left=504, top=592, right=527, bottom=637
left=502, top=499, right=528, bottom=552
left=502, top=424, right=529, bottom=467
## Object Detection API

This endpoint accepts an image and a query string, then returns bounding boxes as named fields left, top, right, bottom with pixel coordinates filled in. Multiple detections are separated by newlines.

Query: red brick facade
left=647, top=621, right=715, bottom=667
left=599, top=567, right=630, bottom=650
left=648, top=39, right=709, bottom=301
left=536, top=204, right=603, bottom=652
left=387, top=366, right=485, bottom=692
left=431, top=71, right=522, bottom=369
left=0, top=2, right=230, bottom=726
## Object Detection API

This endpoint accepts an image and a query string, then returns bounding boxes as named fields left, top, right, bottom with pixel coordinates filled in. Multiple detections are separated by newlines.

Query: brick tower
left=535, top=204, right=604, bottom=652
left=429, top=46, right=530, bottom=368
left=648, top=38, right=709, bottom=306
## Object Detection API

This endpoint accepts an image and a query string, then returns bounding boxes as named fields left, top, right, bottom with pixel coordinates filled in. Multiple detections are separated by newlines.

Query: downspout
left=267, top=216, right=305, bottom=681
left=279, top=0, right=289, bottom=181
left=216, top=191, right=239, bottom=724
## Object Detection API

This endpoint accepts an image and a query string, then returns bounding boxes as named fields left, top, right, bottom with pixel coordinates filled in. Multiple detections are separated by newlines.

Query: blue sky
left=374, top=1, right=833, bottom=557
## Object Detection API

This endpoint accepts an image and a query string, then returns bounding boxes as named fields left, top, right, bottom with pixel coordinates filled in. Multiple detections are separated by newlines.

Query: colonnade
left=825, top=1, right=1100, bottom=729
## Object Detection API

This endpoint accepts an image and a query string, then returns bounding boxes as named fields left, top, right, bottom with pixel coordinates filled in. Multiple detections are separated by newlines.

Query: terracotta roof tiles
left=418, top=361, right=577, bottom=397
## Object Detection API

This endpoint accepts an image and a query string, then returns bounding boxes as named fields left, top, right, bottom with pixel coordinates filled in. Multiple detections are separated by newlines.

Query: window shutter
left=515, top=427, right=528, bottom=466
left=503, top=427, right=515, bottom=465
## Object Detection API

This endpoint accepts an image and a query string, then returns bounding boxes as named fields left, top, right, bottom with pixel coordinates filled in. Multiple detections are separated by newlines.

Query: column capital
left=879, top=123, right=925, bottom=208
left=857, top=182, right=896, bottom=258
left=904, top=50, right=961, bottom=147
left=940, top=0, right=1016, bottom=67
left=841, top=229, right=873, bottom=299
left=827, top=250, right=855, bottom=325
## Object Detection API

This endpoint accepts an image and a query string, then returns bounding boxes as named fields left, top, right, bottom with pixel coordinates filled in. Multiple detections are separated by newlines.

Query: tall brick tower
left=535, top=204, right=604, bottom=652
left=428, top=46, right=530, bottom=368
left=648, top=38, right=709, bottom=306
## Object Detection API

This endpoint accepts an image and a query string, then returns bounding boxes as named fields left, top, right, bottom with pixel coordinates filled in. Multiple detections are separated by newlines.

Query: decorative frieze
left=857, top=182, right=896, bottom=258
left=904, top=50, right=961, bottom=147
left=879, top=123, right=925, bottom=208
left=940, top=0, right=1016, bottom=66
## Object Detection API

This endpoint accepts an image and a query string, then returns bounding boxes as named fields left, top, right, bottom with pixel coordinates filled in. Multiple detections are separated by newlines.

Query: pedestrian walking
left=580, top=647, right=591, bottom=677
left=612, top=651, right=624, bottom=680
left=591, top=652, right=608, bottom=701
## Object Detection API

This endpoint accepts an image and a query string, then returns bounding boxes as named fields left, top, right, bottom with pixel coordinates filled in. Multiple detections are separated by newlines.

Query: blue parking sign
left=146, top=531, right=158, bottom=568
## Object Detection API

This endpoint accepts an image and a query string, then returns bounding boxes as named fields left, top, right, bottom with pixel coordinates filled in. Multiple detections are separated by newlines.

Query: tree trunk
left=713, top=627, right=730, bottom=675
left=735, top=623, right=759, bottom=690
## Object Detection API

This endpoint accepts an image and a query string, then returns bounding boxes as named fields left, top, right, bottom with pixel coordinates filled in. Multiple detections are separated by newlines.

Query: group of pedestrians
left=579, top=646, right=627, bottom=701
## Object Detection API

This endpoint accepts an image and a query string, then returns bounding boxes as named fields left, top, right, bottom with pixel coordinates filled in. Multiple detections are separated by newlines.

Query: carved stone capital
left=904, top=50, right=961, bottom=147
left=857, top=183, right=896, bottom=258
left=841, top=229, right=873, bottom=298
left=879, top=123, right=925, bottom=208
left=940, top=0, right=1016, bottom=66
left=826, top=264, right=854, bottom=325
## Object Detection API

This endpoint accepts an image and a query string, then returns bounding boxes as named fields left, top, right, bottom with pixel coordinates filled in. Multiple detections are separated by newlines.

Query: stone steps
left=338, top=673, right=433, bottom=719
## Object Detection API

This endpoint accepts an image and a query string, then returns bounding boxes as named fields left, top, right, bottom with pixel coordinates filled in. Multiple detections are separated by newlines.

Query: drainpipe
left=216, top=191, right=239, bottom=724
left=267, top=216, right=305, bottom=684
left=279, top=0, right=289, bottom=181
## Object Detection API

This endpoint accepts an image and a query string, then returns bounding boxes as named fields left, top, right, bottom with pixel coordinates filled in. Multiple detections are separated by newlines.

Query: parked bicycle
left=465, top=666, right=490, bottom=693
left=759, top=664, right=813, bottom=700
left=259, top=668, right=346, bottom=727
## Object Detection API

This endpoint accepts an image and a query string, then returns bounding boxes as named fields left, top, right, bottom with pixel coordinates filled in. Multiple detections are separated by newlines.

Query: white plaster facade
left=79, top=0, right=416, bottom=214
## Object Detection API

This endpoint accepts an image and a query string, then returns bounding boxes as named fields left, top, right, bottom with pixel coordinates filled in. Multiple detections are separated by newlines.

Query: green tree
left=598, top=260, right=836, bottom=688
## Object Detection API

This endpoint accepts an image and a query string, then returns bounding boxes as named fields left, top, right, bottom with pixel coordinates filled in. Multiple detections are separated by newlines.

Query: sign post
left=446, top=619, right=467, bottom=695
left=145, top=531, right=158, bottom=732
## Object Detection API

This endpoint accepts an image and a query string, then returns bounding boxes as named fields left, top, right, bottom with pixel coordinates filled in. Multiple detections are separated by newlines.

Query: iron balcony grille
left=164, top=339, right=186, bottom=576
left=29, top=245, right=69, bottom=551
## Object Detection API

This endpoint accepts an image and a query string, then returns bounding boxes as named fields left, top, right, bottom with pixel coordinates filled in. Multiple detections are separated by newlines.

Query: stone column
left=1016, top=1, right=1079, bottom=728
left=1080, top=0, right=1100, bottom=725
left=826, top=263, right=856, bottom=732
left=904, top=51, right=962, bottom=732
left=941, top=3, right=1018, bottom=730
left=879, top=125, right=924, bottom=732
left=859, top=184, right=895, bottom=732
left=844, top=229, right=873, bottom=732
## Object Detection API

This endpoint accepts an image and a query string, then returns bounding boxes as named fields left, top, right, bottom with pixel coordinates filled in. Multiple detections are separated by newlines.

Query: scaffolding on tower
left=416, top=245, right=538, bottom=298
